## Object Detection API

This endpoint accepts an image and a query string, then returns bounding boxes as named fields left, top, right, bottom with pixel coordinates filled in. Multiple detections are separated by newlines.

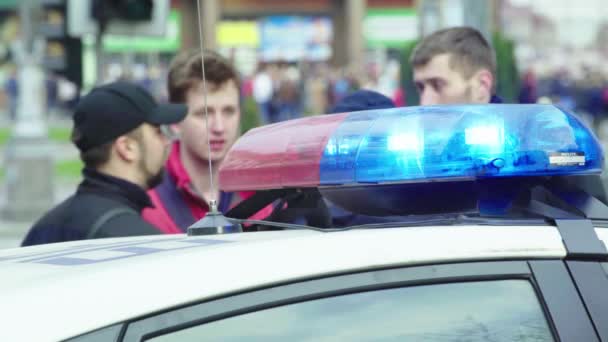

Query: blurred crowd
left=0, top=56, right=406, bottom=126
left=519, top=67, right=608, bottom=129
left=90, top=59, right=404, bottom=124
left=243, top=58, right=405, bottom=124
left=0, top=66, right=79, bottom=122
left=4, top=46, right=608, bottom=140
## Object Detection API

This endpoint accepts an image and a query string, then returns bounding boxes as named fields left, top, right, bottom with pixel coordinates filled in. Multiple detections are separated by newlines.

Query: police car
left=2, top=104, right=608, bottom=342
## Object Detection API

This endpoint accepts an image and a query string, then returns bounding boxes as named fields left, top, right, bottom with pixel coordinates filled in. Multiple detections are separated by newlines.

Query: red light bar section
left=219, top=114, right=347, bottom=191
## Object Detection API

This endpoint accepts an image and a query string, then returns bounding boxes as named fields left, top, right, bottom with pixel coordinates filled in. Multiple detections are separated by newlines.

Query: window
left=148, top=280, right=553, bottom=341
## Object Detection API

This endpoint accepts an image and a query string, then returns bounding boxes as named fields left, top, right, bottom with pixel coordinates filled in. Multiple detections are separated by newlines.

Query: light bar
left=219, top=104, right=604, bottom=191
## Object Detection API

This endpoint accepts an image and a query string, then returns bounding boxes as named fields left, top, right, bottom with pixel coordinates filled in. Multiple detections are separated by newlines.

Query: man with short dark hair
left=22, top=81, right=187, bottom=246
left=411, top=26, right=498, bottom=105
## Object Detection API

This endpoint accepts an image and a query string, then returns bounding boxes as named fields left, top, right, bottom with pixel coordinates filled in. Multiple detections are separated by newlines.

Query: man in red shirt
left=143, top=50, right=267, bottom=233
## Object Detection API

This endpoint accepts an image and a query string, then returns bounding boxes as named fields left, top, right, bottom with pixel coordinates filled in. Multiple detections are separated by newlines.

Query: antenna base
left=187, top=210, right=242, bottom=236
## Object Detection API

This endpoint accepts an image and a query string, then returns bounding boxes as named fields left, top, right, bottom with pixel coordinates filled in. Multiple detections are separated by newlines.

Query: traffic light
left=91, top=0, right=153, bottom=23
left=38, top=0, right=83, bottom=88
left=60, top=36, right=82, bottom=88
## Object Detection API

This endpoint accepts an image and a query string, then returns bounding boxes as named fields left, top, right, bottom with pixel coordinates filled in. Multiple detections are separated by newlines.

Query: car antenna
left=187, top=0, right=241, bottom=236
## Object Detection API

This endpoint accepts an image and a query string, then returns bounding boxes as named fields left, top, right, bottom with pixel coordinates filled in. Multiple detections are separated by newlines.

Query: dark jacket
left=22, top=169, right=160, bottom=246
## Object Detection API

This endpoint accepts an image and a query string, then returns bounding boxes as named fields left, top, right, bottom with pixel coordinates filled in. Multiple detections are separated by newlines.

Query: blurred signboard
left=222, top=0, right=330, bottom=16
left=259, top=16, right=332, bottom=62
left=0, top=0, right=17, bottom=9
left=100, top=10, right=180, bottom=52
left=364, top=8, right=418, bottom=48
left=217, top=20, right=259, bottom=47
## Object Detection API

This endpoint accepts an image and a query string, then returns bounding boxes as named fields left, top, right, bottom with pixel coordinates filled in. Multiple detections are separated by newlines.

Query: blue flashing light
left=319, top=104, right=604, bottom=185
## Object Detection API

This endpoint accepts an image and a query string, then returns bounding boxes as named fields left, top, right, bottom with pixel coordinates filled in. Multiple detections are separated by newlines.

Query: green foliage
left=0, top=160, right=82, bottom=182
left=0, top=127, right=71, bottom=146
left=0, top=128, right=9, bottom=145
left=241, top=96, right=261, bottom=134
left=400, top=40, right=420, bottom=106
left=492, top=32, right=520, bottom=103
left=49, top=127, right=72, bottom=143
left=302, top=107, right=317, bottom=117
left=55, top=159, right=83, bottom=179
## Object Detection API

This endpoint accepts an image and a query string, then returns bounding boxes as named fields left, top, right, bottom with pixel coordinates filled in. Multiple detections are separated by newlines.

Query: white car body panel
left=0, top=225, right=578, bottom=342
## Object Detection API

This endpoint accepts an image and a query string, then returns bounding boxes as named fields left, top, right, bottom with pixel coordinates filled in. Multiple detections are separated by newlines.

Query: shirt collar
left=166, top=142, right=192, bottom=190
left=79, top=168, right=153, bottom=210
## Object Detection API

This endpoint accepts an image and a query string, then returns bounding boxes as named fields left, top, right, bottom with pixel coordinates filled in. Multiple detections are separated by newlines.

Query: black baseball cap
left=72, top=81, right=187, bottom=152
left=329, top=90, right=395, bottom=114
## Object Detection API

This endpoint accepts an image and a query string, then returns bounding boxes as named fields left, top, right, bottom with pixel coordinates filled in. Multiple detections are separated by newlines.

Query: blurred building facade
left=177, top=0, right=416, bottom=76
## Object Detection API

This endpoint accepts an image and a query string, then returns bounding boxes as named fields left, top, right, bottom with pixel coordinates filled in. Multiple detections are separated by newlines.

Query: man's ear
left=114, top=136, right=138, bottom=162
left=473, top=69, right=494, bottom=103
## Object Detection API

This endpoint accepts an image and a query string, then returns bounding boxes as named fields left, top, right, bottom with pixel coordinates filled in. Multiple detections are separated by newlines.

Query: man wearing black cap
left=329, top=89, right=396, bottom=114
left=22, top=81, right=187, bottom=246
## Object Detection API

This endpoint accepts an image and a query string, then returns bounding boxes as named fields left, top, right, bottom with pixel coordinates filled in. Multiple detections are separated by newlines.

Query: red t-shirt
left=143, top=142, right=272, bottom=234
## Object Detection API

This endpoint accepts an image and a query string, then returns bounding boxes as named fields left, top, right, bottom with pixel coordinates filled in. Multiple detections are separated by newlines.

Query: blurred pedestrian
left=22, top=81, right=187, bottom=246
left=4, top=68, right=17, bottom=121
left=275, top=64, right=301, bottom=121
left=410, top=26, right=499, bottom=105
left=252, top=63, right=274, bottom=124
left=304, top=65, right=328, bottom=115
left=57, top=76, right=79, bottom=113
left=518, top=70, right=537, bottom=104
left=45, top=72, right=58, bottom=117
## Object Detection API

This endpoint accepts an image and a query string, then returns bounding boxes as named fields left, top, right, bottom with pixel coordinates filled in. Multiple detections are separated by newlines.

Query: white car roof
left=0, top=225, right=590, bottom=342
